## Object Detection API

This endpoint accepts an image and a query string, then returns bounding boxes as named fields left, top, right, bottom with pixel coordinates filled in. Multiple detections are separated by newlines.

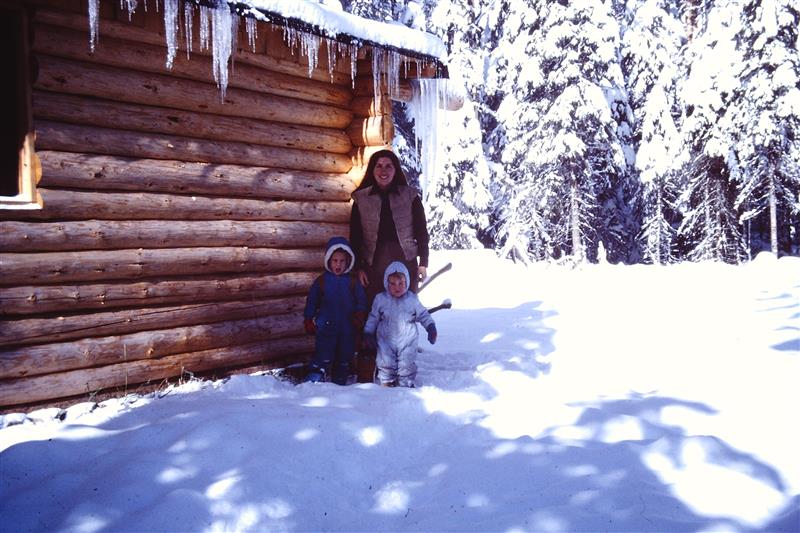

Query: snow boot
left=305, top=365, right=326, bottom=383
left=331, top=362, right=350, bottom=386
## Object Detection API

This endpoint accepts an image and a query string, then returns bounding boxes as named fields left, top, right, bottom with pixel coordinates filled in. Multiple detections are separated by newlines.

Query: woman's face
left=373, top=157, right=396, bottom=190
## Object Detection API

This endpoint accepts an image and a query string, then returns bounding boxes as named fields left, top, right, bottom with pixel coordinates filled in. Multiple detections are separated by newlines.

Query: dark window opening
left=1, top=4, right=33, bottom=199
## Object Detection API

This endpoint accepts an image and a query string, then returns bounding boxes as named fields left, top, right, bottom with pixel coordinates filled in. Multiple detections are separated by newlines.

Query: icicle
left=408, top=79, right=447, bottom=198
left=124, top=0, right=137, bottom=20
left=300, top=33, right=320, bottom=77
left=325, top=38, right=336, bottom=82
left=184, top=2, right=194, bottom=59
left=349, top=43, right=358, bottom=88
left=386, top=51, right=402, bottom=100
left=372, top=48, right=385, bottom=102
left=230, top=13, right=240, bottom=72
left=245, top=17, right=258, bottom=53
left=163, top=0, right=179, bottom=69
left=199, top=5, right=211, bottom=51
left=211, top=4, right=232, bottom=98
left=88, top=0, right=100, bottom=52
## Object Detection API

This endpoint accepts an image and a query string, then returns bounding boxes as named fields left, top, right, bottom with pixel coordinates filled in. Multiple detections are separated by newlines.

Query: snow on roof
left=228, top=0, right=448, bottom=62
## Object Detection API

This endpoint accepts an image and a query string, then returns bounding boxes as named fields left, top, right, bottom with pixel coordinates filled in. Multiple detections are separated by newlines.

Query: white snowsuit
left=364, top=261, right=435, bottom=387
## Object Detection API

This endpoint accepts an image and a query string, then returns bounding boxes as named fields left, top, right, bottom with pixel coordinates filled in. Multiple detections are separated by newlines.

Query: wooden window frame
left=1, top=2, right=41, bottom=210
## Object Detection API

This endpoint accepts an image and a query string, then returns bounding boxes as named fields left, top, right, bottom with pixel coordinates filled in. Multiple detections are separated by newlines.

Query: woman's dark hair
left=355, top=149, right=408, bottom=191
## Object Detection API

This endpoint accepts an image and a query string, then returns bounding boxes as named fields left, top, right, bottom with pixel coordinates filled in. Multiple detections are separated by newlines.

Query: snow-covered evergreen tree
left=420, top=0, right=494, bottom=248
left=723, top=0, right=800, bottom=257
left=495, top=0, right=633, bottom=263
left=618, top=0, right=685, bottom=264
left=675, top=1, right=749, bottom=263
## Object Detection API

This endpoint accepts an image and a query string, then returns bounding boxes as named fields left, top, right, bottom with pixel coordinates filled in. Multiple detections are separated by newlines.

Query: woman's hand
left=418, top=266, right=427, bottom=282
left=358, top=269, right=369, bottom=287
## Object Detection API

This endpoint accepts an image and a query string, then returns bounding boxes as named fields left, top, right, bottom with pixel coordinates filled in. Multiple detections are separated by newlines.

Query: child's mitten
left=304, top=319, right=317, bottom=335
left=426, top=324, right=437, bottom=345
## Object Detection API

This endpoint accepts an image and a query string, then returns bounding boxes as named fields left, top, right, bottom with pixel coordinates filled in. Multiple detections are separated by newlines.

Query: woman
left=350, top=149, right=430, bottom=308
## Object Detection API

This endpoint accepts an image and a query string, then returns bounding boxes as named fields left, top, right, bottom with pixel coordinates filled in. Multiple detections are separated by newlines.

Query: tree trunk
left=769, top=173, right=778, bottom=256
left=35, top=121, right=352, bottom=173
left=570, top=180, right=584, bottom=262
left=0, top=271, right=316, bottom=316
left=35, top=55, right=353, bottom=129
left=0, top=296, right=306, bottom=348
left=34, top=92, right=352, bottom=154
left=36, top=151, right=353, bottom=201
left=0, top=336, right=313, bottom=407
left=0, top=219, right=347, bottom=253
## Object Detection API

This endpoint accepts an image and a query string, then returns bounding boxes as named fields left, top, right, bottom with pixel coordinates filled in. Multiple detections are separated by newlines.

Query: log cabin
left=0, top=0, right=457, bottom=408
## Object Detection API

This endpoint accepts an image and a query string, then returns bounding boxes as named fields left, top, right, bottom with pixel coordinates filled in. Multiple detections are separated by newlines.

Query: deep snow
left=1, top=250, right=798, bottom=533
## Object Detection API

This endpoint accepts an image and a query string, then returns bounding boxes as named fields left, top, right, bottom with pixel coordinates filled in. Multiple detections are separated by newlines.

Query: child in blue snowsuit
left=363, top=261, right=437, bottom=387
left=303, top=237, right=368, bottom=385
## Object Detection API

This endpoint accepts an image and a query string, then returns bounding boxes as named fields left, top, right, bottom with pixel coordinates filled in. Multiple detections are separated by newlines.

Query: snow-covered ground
left=1, top=250, right=798, bottom=533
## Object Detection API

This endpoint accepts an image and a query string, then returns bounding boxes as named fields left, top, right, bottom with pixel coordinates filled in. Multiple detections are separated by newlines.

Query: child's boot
left=305, top=365, right=326, bottom=383
left=331, top=362, right=350, bottom=386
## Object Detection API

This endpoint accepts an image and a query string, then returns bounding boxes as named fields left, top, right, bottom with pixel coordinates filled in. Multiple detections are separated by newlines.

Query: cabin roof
left=204, top=0, right=449, bottom=75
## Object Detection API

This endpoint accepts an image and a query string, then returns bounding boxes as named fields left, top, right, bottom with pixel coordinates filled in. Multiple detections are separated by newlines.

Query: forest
left=345, top=0, right=799, bottom=264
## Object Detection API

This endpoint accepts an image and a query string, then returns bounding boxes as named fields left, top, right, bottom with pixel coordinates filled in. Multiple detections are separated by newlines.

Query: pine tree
left=419, top=0, right=495, bottom=248
left=496, top=0, right=633, bottom=263
left=619, top=0, right=685, bottom=263
left=675, top=1, right=749, bottom=263
left=724, top=0, right=800, bottom=257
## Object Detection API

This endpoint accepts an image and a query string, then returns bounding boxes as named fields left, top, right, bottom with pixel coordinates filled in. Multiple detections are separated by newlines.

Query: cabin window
left=0, top=2, right=40, bottom=209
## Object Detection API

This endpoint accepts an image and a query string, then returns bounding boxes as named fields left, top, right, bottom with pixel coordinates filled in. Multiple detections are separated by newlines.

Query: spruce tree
left=619, top=0, right=685, bottom=263
left=724, top=0, right=800, bottom=256
left=496, top=0, right=633, bottom=263
left=676, top=0, right=749, bottom=262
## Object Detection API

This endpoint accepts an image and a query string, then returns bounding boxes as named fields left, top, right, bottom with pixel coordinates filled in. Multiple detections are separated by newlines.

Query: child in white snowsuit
left=303, top=237, right=368, bottom=385
left=363, top=261, right=437, bottom=387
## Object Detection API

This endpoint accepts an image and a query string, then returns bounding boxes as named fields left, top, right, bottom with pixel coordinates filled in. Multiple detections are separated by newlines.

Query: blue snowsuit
left=303, top=237, right=367, bottom=384
left=364, top=261, right=435, bottom=387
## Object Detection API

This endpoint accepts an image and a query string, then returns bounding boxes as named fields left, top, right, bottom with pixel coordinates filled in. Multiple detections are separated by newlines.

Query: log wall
left=0, top=0, right=361, bottom=408
left=1, top=0, right=435, bottom=408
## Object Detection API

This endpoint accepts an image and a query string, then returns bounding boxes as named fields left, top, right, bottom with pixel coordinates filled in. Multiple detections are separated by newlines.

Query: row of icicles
left=87, top=0, right=437, bottom=99
left=87, top=0, right=449, bottom=199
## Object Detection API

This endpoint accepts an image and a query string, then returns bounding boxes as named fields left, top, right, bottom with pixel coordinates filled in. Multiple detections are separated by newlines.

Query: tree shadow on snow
left=415, top=301, right=557, bottom=395
left=2, top=376, right=796, bottom=532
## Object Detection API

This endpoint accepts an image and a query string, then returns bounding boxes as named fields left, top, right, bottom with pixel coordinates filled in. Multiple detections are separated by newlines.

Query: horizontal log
left=353, top=76, right=382, bottom=97
left=35, top=121, right=352, bottom=173
left=0, top=312, right=304, bottom=379
left=35, top=55, right=353, bottom=129
left=0, top=247, right=323, bottom=285
left=33, top=23, right=353, bottom=107
left=0, top=271, right=317, bottom=316
left=0, top=336, right=313, bottom=407
left=0, top=296, right=306, bottom=348
left=34, top=92, right=352, bottom=154
left=350, top=95, right=392, bottom=118
left=0, top=219, right=348, bottom=253
left=0, top=188, right=351, bottom=223
left=37, top=151, right=353, bottom=201
left=346, top=116, right=394, bottom=147
left=34, top=7, right=354, bottom=85
left=353, top=77, right=463, bottom=110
